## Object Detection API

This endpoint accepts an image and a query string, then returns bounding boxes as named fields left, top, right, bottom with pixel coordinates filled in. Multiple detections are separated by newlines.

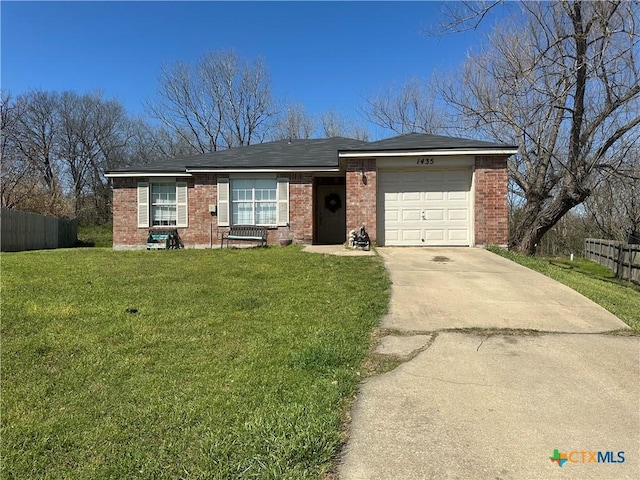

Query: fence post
left=599, top=240, right=603, bottom=265
left=582, top=238, right=640, bottom=286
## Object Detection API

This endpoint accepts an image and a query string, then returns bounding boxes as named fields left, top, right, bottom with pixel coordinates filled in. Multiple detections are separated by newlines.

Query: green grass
left=1, top=246, right=390, bottom=479
left=488, top=246, right=640, bottom=333
left=77, top=224, right=113, bottom=248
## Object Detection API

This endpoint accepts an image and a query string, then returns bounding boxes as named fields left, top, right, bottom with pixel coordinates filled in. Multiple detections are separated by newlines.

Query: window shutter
left=137, top=182, right=149, bottom=228
left=276, top=177, right=289, bottom=226
left=217, top=177, right=230, bottom=226
left=176, top=182, right=188, bottom=227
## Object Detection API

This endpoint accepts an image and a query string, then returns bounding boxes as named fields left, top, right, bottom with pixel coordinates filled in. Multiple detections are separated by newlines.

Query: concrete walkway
left=339, top=248, right=639, bottom=480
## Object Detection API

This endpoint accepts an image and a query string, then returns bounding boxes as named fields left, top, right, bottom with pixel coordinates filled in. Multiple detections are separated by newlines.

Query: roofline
left=104, top=172, right=193, bottom=178
left=104, top=166, right=340, bottom=177
left=339, top=148, right=518, bottom=158
left=185, top=166, right=339, bottom=173
left=104, top=145, right=519, bottom=178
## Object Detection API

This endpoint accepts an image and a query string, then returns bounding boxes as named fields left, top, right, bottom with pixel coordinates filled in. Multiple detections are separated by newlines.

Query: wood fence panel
left=0, top=208, right=78, bottom=252
left=584, top=238, right=640, bottom=285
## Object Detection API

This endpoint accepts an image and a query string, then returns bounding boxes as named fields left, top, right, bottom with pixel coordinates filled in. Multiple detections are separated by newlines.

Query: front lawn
left=1, top=246, right=389, bottom=479
left=77, top=224, right=113, bottom=248
left=488, top=247, right=640, bottom=333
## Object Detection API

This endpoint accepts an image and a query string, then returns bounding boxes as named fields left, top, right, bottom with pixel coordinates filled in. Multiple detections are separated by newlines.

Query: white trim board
left=106, top=172, right=192, bottom=178
left=339, top=149, right=518, bottom=158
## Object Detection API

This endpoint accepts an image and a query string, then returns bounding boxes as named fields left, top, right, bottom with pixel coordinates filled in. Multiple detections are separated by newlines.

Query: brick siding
left=112, top=174, right=313, bottom=248
left=288, top=173, right=313, bottom=243
left=474, top=155, right=509, bottom=246
left=345, top=159, right=377, bottom=243
left=112, top=177, right=145, bottom=248
left=112, top=155, right=508, bottom=248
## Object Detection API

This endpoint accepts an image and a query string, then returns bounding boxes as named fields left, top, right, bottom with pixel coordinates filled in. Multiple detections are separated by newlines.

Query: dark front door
left=316, top=183, right=346, bottom=244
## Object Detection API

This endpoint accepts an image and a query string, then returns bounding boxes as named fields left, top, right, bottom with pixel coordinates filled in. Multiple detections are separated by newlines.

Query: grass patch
left=1, top=246, right=390, bottom=479
left=76, top=224, right=113, bottom=248
left=488, top=246, right=640, bottom=333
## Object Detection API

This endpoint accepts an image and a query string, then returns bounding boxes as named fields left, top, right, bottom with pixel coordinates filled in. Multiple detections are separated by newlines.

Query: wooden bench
left=221, top=225, right=268, bottom=248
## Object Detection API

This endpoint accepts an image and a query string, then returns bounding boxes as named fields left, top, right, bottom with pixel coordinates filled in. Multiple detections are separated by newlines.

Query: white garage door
left=379, top=168, right=472, bottom=246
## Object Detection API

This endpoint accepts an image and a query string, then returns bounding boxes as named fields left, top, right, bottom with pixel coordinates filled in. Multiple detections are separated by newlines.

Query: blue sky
left=2, top=1, right=503, bottom=128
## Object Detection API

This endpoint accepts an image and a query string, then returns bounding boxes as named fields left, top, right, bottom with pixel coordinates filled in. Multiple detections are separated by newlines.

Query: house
left=104, top=133, right=517, bottom=249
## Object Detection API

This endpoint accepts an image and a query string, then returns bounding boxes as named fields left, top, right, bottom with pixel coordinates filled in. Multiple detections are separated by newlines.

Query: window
left=137, top=180, right=188, bottom=228
left=217, top=176, right=288, bottom=227
left=152, top=183, right=177, bottom=226
left=231, top=179, right=277, bottom=225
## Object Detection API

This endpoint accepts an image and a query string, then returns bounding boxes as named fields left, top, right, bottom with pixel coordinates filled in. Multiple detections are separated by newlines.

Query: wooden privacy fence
left=0, top=208, right=78, bottom=252
left=584, top=238, right=640, bottom=285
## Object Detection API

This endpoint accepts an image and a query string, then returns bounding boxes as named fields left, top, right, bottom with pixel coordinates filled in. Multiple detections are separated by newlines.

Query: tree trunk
left=511, top=190, right=586, bottom=255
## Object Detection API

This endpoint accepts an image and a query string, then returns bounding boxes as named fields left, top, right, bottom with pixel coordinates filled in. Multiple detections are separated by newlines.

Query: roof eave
left=104, top=166, right=340, bottom=177
left=338, top=148, right=518, bottom=158
left=104, top=171, right=193, bottom=178
left=186, top=166, right=339, bottom=173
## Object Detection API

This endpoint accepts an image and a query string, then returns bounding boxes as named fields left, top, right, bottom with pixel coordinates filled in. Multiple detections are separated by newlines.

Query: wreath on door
left=324, top=193, right=342, bottom=213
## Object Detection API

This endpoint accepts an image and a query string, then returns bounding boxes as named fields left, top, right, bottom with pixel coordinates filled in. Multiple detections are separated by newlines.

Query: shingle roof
left=105, top=133, right=516, bottom=174
left=109, top=137, right=368, bottom=173
left=341, top=132, right=516, bottom=152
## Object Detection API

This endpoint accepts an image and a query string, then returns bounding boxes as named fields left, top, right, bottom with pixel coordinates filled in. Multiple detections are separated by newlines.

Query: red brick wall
left=112, top=156, right=508, bottom=249
left=288, top=173, right=313, bottom=243
left=474, top=156, right=509, bottom=246
left=345, top=159, right=377, bottom=243
left=112, top=177, right=142, bottom=248
left=112, top=174, right=313, bottom=248
left=112, top=176, right=216, bottom=248
left=187, top=174, right=216, bottom=247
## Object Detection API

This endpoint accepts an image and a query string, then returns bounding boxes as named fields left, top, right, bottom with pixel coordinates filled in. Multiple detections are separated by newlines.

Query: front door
left=316, top=184, right=346, bottom=244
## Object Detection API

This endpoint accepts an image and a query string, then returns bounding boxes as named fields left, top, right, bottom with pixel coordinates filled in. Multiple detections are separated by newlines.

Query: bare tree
left=1, top=89, right=134, bottom=220
left=0, top=93, right=40, bottom=209
left=82, top=93, right=130, bottom=222
left=57, top=92, right=94, bottom=216
left=8, top=90, right=68, bottom=214
left=361, top=77, right=448, bottom=135
left=440, top=0, right=640, bottom=254
left=272, top=102, right=315, bottom=140
left=319, top=108, right=370, bottom=141
left=217, top=53, right=275, bottom=147
left=55, top=91, right=130, bottom=220
left=125, top=119, right=168, bottom=165
left=146, top=50, right=277, bottom=153
left=122, top=120, right=199, bottom=167
left=436, top=0, right=506, bottom=34
left=584, top=157, right=640, bottom=241
left=146, top=60, right=221, bottom=154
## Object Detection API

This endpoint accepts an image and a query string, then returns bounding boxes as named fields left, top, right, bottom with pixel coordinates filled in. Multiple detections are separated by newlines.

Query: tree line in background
left=0, top=52, right=368, bottom=224
left=1, top=0, right=638, bottom=254
left=1, top=90, right=131, bottom=223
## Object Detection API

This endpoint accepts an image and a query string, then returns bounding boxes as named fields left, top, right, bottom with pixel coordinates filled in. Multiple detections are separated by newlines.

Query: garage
left=378, top=167, right=473, bottom=246
left=338, top=133, right=516, bottom=248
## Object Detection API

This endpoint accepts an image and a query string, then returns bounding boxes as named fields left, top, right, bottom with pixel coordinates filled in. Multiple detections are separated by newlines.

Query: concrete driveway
left=339, top=248, right=639, bottom=480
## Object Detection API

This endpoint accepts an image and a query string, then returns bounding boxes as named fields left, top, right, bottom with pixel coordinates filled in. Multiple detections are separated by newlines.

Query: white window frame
left=231, top=177, right=278, bottom=226
left=217, top=175, right=288, bottom=227
left=137, top=179, right=188, bottom=228
left=151, top=182, right=178, bottom=226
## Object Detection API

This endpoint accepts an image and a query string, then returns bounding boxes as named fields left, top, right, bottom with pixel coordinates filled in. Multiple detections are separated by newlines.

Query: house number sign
left=416, top=158, right=434, bottom=165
